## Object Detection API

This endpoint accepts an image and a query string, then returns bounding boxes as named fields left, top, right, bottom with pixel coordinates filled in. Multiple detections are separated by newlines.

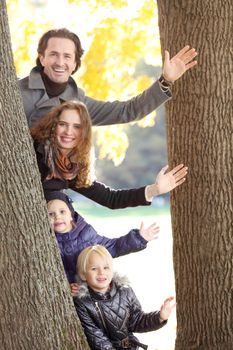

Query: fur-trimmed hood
left=76, top=272, right=131, bottom=300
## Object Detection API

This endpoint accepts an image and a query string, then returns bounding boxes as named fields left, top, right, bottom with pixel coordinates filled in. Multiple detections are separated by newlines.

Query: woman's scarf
left=44, top=140, right=79, bottom=181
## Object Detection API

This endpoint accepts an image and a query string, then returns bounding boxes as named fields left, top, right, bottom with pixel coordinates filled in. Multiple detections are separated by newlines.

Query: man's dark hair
left=36, top=28, right=84, bottom=74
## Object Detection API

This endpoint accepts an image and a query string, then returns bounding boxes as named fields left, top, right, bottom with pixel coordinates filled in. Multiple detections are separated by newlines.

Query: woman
left=31, top=100, right=187, bottom=209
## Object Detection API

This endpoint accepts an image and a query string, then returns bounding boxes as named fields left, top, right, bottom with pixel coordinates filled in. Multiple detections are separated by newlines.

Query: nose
left=64, top=125, right=73, bottom=135
left=54, top=212, right=60, bottom=220
left=56, top=55, right=65, bottom=66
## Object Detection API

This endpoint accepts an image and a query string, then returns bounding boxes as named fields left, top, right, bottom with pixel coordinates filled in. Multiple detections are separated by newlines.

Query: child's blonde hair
left=77, top=245, right=112, bottom=277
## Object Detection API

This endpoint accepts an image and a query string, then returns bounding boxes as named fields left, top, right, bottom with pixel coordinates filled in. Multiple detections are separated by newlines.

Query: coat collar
left=76, top=273, right=130, bottom=300
left=28, top=67, right=79, bottom=108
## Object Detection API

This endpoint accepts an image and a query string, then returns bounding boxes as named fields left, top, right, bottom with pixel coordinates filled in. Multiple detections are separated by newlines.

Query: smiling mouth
left=55, top=222, right=65, bottom=226
left=61, top=137, right=74, bottom=142
left=97, top=278, right=107, bottom=282
left=53, top=67, right=66, bottom=73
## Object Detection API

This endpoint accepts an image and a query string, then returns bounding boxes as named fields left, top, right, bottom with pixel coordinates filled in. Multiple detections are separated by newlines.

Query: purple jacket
left=56, top=212, right=148, bottom=283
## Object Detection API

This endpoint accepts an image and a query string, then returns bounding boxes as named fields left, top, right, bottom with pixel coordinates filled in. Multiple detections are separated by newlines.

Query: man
left=19, top=28, right=197, bottom=128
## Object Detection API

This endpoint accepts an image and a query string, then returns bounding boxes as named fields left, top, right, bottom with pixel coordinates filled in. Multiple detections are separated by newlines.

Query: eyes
left=57, top=121, right=81, bottom=129
left=48, top=209, right=67, bottom=218
left=49, top=52, right=73, bottom=60
left=90, top=266, right=110, bottom=271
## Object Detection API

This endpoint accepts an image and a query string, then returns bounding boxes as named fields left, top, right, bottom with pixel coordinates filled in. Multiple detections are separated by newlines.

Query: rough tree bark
left=157, top=1, right=233, bottom=349
left=0, top=2, right=89, bottom=349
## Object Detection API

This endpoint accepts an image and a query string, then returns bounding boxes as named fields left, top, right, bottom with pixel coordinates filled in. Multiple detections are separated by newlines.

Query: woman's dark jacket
left=74, top=274, right=167, bottom=350
left=35, top=142, right=150, bottom=209
left=56, top=213, right=148, bottom=283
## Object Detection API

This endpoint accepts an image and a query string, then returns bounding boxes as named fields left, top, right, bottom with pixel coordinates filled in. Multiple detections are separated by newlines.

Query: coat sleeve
left=75, top=302, right=116, bottom=350
left=93, top=228, right=148, bottom=257
left=127, top=288, right=167, bottom=333
left=83, top=80, right=171, bottom=126
left=73, top=181, right=151, bottom=209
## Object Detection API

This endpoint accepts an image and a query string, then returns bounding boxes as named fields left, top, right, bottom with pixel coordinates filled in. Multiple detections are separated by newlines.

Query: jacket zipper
left=95, top=301, right=109, bottom=333
left=120, top=309, right=129, bottom=330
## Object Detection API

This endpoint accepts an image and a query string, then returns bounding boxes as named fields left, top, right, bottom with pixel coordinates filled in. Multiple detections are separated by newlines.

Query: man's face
left=39, top=37, right=77, bottom=83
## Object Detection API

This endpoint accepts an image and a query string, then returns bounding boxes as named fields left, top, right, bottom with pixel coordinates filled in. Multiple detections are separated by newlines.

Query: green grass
left=73, top=202, right=170, bottom=219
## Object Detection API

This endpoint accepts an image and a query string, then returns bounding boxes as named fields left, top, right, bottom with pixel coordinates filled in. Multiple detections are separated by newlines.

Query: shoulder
left=113, top=273, right=130, bottom=287
left=75, top=280, right=90, bottom=300
left=18, top=75, right=29, bottom=89
left=34, top=141, right=44, bottom=152
left=18, top=67, right=45, bottom=99
left=70, top=214, right=91, bottom=237
left=72, top=212, right=97, bottom=239
left=66, top=76, right=85, bottom=97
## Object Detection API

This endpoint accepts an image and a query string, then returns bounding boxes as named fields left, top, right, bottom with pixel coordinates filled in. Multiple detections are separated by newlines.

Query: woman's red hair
left=31, top=101, right=93, bottom=187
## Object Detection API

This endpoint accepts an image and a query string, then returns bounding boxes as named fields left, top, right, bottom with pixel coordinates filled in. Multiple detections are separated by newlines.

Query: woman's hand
left=145, top=164, right=188, bottom=200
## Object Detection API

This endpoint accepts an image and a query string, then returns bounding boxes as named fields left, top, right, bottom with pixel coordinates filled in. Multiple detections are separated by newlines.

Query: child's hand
left=160, top=296, right=176, bottom=321
left=139, top=221, right=160, bottom=241
left=70, top=283, right=79, bottom=297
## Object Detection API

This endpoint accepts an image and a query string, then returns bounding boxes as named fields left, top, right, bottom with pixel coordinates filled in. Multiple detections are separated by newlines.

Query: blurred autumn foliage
left=7, top=0, right=167, bottom=187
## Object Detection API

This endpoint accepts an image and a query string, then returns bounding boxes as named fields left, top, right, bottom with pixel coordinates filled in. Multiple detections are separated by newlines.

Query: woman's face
left=55, top=109, right=82, bottom=154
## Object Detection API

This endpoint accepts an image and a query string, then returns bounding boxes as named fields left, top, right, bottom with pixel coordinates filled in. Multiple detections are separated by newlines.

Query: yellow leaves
left=68, top=0, right=128, bottom=9
left=136, top=75, right=152, bottom=92
left=12, top=20, right=48, bottom=76
left=136, top=112, right=156, bottom=128
left=6, top=0, right=51, bottom=77
left=79, top=21, right=118, bottom=99
left=94, top=126, right=129, bottom=166
left=137, top=0, right=157, bottom=22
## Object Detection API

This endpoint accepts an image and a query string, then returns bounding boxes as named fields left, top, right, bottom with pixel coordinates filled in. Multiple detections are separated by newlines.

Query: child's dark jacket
left=74, top=274, right=167, bottom=350
left=56, top=214, right=148, bottom=283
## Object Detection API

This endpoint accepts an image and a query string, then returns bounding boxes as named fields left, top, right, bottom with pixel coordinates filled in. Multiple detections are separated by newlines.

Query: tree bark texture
left=157, top=1, right=233, bottom=349
left=0, top=2, right=89, bottom=349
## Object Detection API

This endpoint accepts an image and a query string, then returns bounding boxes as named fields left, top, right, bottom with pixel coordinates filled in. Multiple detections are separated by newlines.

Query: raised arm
left=97, top=221, right=160, bottom=257
left=128, top=288, right=168, bottom=333
left=84, top=46, right=197, bottom=126
left=83, top=80, right=171, bottom=126
left=75, top=163, right=188, bottom=209
left=75, top=181, right=150, bottom=209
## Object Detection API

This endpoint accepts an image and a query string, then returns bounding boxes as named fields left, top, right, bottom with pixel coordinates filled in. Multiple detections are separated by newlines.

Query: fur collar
left=76, top=272, right=130, bottom=300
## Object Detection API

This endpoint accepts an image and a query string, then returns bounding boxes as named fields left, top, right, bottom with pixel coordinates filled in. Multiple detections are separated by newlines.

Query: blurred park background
left=7, top=1, right=176, bottom=348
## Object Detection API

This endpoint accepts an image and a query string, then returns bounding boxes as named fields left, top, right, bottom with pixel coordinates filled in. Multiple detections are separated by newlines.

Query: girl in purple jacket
left=46, top=191, right=160, bottom=294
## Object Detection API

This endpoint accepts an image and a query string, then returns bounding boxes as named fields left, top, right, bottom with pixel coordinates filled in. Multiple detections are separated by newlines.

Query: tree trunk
left=0, top=3, right=89, bottom=349
left=157, top=1, right=233, bottom=349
